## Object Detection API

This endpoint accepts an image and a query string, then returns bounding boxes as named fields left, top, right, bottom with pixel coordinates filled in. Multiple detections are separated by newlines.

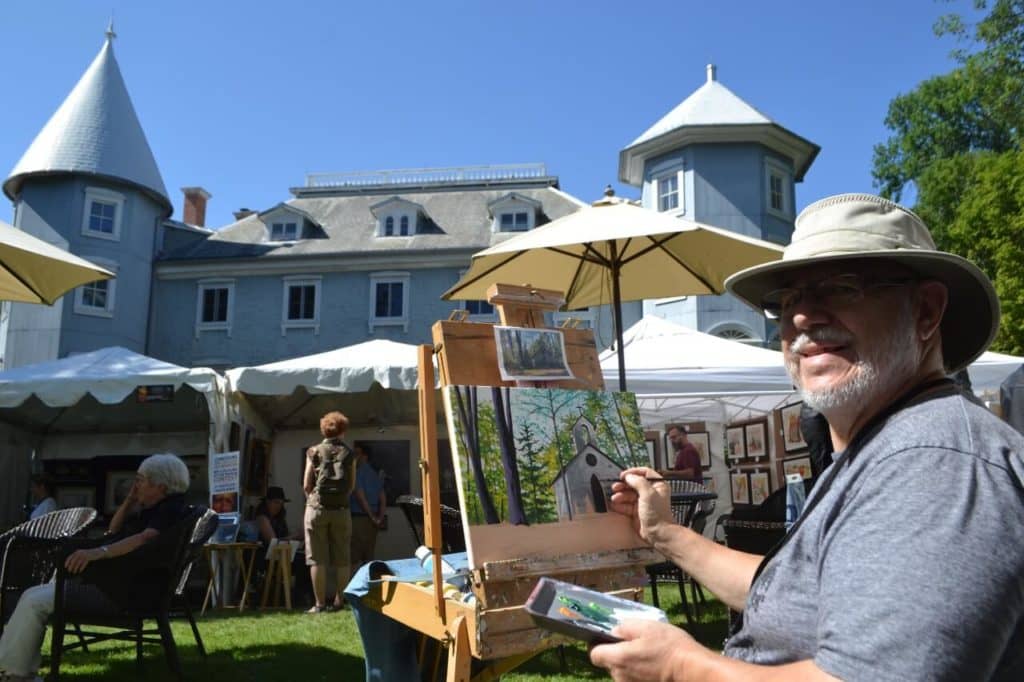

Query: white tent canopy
left=225, top=339, right=428, bottom=430
left=227, top=339, right=421, bottom=396
left=0, top=346, right=221, bottom=408
left=0, top=346, right=228, bottom=453
left=599, top=315, right=1024, bottom=426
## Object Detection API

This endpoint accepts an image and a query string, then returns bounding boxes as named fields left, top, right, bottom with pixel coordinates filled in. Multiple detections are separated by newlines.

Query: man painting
left=592, top=194, right=1023, bottom=681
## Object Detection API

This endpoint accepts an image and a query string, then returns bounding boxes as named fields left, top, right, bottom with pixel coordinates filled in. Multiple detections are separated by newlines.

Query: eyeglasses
left=762, top=273, right=915, bottom=319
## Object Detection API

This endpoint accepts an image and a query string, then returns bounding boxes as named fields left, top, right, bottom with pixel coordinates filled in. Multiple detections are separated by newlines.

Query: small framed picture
left=780, top=402, right=807, bottom=452
left=644, top=430, right=663, bottom=470
left=56, top=486, right=95, bottom=511
left=690, top=432, right=711, bottom=469
left=783, top=456, right=814, bottom=480
left=104, top=470, right=136, bottom=515
left=730, top=471, right=750, bottom=505
left=725, top=427, right=746, bottom=460
left=494, top=326, right=574, bottom=382
left=744, top=421, right=767, bottom=460
left=749, top=470, right=771, bottom=505
left=702, top=475, right=717, bottom=495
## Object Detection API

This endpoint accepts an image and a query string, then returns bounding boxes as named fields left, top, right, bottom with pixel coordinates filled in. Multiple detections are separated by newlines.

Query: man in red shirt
left=669, top=425, right=703, bottom=483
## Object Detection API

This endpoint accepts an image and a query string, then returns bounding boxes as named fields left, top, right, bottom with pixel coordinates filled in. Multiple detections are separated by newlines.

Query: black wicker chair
left=396, top=495, right=465, bottom=554
left=48, top=506, right=218, bottom=681
left=645, top=479, right=716, bottom=624
left=0, top=507, right=98, bottom=633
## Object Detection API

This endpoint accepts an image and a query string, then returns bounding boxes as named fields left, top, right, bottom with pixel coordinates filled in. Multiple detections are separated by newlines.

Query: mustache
left=788, top=328, right=854, bottom=355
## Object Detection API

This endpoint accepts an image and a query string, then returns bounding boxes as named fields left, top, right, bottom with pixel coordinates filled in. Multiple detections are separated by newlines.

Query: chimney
left=233, top=208, right=257, bottom=221
left=181, top=187, right=211, bottom=227
left=706, top=63, right=717, bottom=83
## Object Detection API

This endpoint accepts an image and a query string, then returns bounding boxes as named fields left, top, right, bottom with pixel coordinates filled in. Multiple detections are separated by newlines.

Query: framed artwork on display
left=780, top=402, right=808, bottom=452
left=702, top=475, right=717, bottom=495
left=688, top=431, right=711, bottom=468
left=104, top=470, right=136, bottom=515
left=725, top=427, right=746, bottom=460
left=744, top=421, right=767, bottom=460
left=730, top=471, right=750, bottom=505
left=644, top=431, right=663, bottom=470
left=749, top=470, right=771, bottom=505
left=56, top=486, right=95, bottom=511
left=783, top=456, right=814, bottom=480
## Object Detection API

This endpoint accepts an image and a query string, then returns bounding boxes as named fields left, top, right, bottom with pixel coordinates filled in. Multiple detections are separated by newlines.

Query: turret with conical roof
left=3, top=28, right=170, bottom=213
left=620, top=65, right=819, bottom=347
left=0, top=28, right=169, bottom=369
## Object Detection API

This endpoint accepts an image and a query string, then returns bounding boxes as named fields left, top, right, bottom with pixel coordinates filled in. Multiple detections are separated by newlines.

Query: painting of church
left=551, top=414, right=625, bottom=521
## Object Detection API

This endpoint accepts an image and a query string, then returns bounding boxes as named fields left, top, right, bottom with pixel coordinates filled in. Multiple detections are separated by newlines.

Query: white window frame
left=73, top=258, right=118, bottom=318
left=656, top=172, right=681, bottom=213
left=281, top=275, right=321, bottom=334
left=764, top=159, right=793, bottom=219
left=270, top=221, right=299, bottom=241
left=195, top=279, right=235, bottom=337
left=368, top=271, right=410, bottom=332
left=493, top=205, right=535, bottom=233
left=81, top=187, right=125, bottom=241
left=377, top=211, right=415, bottom=237
left=457, top=270, right=496, bottom=320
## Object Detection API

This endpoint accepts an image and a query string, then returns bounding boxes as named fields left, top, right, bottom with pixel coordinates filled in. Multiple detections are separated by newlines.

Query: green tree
left=872, top=0, right=1024, bottom=354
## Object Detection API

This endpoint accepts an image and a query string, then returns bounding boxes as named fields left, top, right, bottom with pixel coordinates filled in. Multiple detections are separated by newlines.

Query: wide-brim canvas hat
left=725, top=193, right=1000, bottom=372
left=263, top=486, right=290, bottom=502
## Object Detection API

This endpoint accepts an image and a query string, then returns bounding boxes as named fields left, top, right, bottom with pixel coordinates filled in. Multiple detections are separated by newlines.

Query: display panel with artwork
left=783, top=456, right=814, bottom=480
left=690, top=432, right=711, bottom=469
left=749, top=470, right=771, bottom=505
left=444, top=386, right=651, bottom=568
left=744, top=421, right=767, bottom=459
left=725, top=427, right=746, bottom=460
left=780, top=402, right=808, bottom=452
left=730, top=471, right=750, bottom=505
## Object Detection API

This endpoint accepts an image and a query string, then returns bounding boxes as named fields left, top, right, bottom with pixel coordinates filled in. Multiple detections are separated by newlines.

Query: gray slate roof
left=3, top=36, right=170, bottom=214
left=619, top=65, right=819, bottom=186
left=160, top=183, right=585, bottom=262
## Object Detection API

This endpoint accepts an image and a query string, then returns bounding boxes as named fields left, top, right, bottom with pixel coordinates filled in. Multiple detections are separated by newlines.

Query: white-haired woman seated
left=0, top=453, right=192, bottom=682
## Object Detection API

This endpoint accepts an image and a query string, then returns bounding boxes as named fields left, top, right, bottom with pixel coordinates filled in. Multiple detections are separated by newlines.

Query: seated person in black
left=0, top=453, right=192, bottom=682
left=254, top=486, right=311, bottom=607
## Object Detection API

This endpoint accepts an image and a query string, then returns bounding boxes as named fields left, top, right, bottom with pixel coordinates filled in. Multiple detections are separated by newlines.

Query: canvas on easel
left=442, top=386, right=651, bottom=568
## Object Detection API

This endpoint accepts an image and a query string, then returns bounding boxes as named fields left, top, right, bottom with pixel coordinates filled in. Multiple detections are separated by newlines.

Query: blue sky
left=0, top=1, right=982, bottom=228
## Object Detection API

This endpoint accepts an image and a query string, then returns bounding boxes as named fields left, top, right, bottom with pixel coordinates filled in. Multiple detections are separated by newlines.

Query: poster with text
left=209, top=450, right=240, bottom=515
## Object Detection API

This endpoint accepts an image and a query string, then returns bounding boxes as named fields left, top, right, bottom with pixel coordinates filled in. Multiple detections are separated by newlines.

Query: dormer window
left=488, top=193, right=541, bottom=233
left=271, top=221, right=298, bottom=241
left=370, top=197, right=426, bottom=237
left=499, top=211, right=530, bottom=231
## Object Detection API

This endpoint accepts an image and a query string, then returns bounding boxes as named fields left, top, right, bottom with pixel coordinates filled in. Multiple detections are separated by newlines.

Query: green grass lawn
left=41, top=586, right=728, bottom=680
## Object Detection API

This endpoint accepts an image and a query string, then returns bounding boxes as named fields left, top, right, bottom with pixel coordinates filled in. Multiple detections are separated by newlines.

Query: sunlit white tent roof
left=0, top=346, right=227, bottom=452
left=225, top=339, right=428, bottom=429
left=0, top=346, right=220, bottom=407
left=598, top=315, right=1023, bottom=426
left=227, top=339, right=422, bottom=396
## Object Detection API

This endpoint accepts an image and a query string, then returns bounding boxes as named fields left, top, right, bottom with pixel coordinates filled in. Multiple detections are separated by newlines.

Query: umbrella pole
left=610, top=246, right=627, bottom=392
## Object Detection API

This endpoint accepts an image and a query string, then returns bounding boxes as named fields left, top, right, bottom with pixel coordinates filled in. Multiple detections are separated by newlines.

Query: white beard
left=787, top=301, right=920, bottom=413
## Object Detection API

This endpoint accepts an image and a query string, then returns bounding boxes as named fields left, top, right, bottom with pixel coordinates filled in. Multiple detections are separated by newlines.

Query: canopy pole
left=609, top=243, right=626, bottom=392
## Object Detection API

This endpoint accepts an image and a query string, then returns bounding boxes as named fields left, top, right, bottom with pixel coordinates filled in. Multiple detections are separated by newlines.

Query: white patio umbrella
left=443, top=196, right=784, bottom=390
left=0, top=219, right=113, bottom=304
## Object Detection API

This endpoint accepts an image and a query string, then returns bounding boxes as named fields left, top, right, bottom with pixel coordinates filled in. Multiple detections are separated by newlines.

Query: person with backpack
left=303, top=411, right=357, bottom=613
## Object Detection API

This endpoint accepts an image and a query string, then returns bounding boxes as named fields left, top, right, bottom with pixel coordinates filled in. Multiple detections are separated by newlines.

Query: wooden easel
left=362, top=284, right=658, bottom=681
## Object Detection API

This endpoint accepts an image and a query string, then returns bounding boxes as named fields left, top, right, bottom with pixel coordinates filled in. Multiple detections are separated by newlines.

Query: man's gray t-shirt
left=725, top=392, right=1024, bottom=681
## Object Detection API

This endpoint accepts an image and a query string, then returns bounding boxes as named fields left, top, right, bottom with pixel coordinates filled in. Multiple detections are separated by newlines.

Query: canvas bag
left=313, top=440, right=354, bottom=509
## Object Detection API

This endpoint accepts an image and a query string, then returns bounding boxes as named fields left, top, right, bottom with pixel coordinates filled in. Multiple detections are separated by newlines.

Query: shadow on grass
left=45, top=641, right=365, bottom=682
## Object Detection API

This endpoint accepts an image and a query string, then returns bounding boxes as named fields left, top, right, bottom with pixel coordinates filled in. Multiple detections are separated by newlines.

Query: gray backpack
left=314, top=440, right=353, bottom=509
